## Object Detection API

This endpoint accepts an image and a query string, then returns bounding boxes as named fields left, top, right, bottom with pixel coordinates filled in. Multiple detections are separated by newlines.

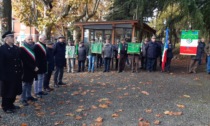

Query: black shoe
left=27, top=97, right=38, bottom=102
left=58, top=82, right=66, bottom=85
left=21, top=100, right=29, bottom=106
left=39, top=91, right=48, bottom=95
left=4, top=109, right=15, bottom=113
left=54, top=84, right=59, bottom=88
left=44, top=88, right=53, bottom=92
left=12, top=105, right=20, bottom=109
left=35, top=93, right=42, bottom=98
left=103, top=70, right=106, bottom=73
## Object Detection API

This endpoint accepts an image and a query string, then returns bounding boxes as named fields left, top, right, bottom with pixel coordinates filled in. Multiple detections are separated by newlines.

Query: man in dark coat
left=118, top=38, right=128, bottom=73
left=44, top=41, right=55, bottom=91
left=33, top=35, right=48, bottom=98
left=20, top=35, right=38, bottom=106
left=53, top=36, right=66, bottom=87
left=0, top=31, right=23, bottom=113
left=77, top=42, right=87, bottom=72
left=102, top=39, right=113, bottom=72
left=189, top=39, right=205, bottom=73
left=145, top=36, right=159, bottom=72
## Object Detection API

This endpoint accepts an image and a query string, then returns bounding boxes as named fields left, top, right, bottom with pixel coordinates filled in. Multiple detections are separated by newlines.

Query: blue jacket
left=145, top=41, right=159, bottom=58
left=54, top=42, right=66, bottom=67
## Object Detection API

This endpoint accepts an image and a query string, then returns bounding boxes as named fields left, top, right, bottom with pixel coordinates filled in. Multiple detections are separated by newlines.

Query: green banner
left=68, top=46, right=75, bottom=58
left=127, top=43, right=141, bottom=54
left=75, top=43, right=79, bottom=55
left=181, top=30, right=199, bottom=40
left=91, top=42, right=103, bottom=54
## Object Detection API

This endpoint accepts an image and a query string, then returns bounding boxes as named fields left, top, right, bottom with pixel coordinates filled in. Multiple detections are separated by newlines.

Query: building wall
left=12, top=19, right=39, bottom=43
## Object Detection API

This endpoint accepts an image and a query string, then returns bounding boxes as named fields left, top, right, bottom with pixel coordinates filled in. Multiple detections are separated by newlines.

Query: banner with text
left=91, top=42, right=103, bottom=54
left=127, top=43, right=141, bottom=54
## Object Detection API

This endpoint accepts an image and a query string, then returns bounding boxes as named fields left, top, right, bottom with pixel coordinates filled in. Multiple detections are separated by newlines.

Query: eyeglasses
left=28, top=39, right=33, bottom=40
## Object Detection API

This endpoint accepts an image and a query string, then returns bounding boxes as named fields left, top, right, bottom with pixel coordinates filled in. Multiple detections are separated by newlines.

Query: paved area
left=0, top=58, right=210, bottom=126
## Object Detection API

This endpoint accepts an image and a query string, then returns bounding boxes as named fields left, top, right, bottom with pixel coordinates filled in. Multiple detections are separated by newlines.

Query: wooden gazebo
left=74, top=20, right=156, bottom=44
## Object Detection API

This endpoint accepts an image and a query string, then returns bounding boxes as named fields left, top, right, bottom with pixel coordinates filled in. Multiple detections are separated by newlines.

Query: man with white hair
left=33, top=35, right=48, bottom=98
left=20, top=35, right=38, bottom=106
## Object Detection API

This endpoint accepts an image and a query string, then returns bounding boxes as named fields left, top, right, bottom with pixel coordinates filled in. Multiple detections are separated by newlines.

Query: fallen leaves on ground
left=164, top=111, right=183, bottom=116
left=138, top=120, right=150, bottom=126
left=153, top=120, right=161, bottom=125
left=71, top=91, right=80, bottom=96
left=155, top=114, right=163, bottom=118
left=112, top=113, right=119, bottom=118
left=75, top=115, right=82, bottom=120
left=141, top=91, right=149, bottom=95
left=36, top=112, right=45, bottom=117
left=98, top=98, right=109, bottom=102
left=76, top=108, right=85, bottom=112
left=54, top=121, right=64, bottom=126
left=95, top=117, right=103, bottom=122
left=65, top=113, right=74, bottom=117
left=99, top=104, right=108, bottom=108
left=145, top=109, right=152, bottom=114
left=92, top=105, right=98, bottom=109
left=177, top=104, right=185, bottom=108
left=183, top=95, right=190, bottom=98
left=20, top=123, right=28, bottom=126
left=20, top=113, right=27, bottom=117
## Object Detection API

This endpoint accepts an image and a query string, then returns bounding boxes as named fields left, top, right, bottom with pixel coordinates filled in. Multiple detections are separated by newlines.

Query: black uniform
left=0, top=43, right=22, bottom=112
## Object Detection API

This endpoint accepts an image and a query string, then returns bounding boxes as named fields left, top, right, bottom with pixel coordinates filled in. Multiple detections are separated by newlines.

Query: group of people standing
left=65, top=36, right=173, bottom=74
left=1, top=30, right=209, bottom=114
left=0, top=31, right=67, bottom=113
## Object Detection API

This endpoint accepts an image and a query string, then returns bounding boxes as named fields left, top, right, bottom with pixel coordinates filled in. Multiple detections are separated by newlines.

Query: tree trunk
left=2, top=0, right=12, bottom=33
left=43, top=24, right=53, bottom=40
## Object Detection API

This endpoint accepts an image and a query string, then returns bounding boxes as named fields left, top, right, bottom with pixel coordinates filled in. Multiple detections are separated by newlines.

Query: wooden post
left=80, top=26, right=84, bottom=42
left=112, top=24, right=115, bottom=44
left=132, top=23, right=136, bottom=40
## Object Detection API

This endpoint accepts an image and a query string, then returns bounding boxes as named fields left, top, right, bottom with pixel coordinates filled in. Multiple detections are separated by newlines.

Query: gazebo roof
left=74, top=20, right=156, bottom=34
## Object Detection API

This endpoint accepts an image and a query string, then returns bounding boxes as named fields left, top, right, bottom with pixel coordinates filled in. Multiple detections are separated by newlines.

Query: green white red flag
left=180, top=30, right=199, bottom=55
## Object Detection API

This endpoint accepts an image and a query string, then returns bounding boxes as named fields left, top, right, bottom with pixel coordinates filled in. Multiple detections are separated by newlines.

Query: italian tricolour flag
left=180, top=30, right=199, bottom=55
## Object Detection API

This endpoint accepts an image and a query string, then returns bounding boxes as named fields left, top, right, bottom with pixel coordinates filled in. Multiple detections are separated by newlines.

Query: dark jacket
left=0, top=44, right=22, bottom=97
left=167, top=43, right=173, bottom=58
left=20, top=42, right=37, bottom=82
left=102, top=43, right=113, bottom=58
left=54, top=42, right=66, bottom=67
left=145, top=41, right=159, bottom=58
left=34, top=42, right=47, bottom=74
left=78, top=45, right=86, bottom=61
left=141, top=42, right=147, bottom=57
left=192, top=42, right=205, bottom=60
left=46, top=47, right=55, bottom=72
left=156, top=41, right=163, bottom=57
left=118, top=43, right=128, bottom=55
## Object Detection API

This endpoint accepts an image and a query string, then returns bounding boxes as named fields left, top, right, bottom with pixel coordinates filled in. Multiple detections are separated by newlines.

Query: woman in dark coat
left=0, top=31, right=23, bottom=113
